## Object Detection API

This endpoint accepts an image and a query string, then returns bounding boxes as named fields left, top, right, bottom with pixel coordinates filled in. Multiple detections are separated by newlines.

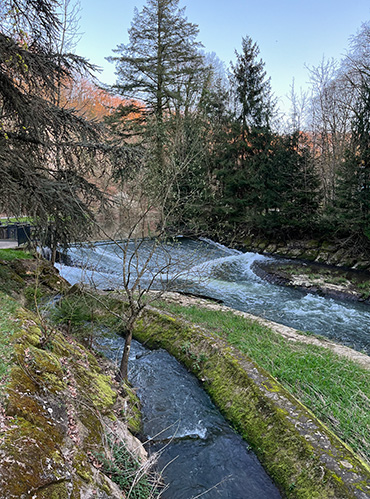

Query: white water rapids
left=56, top=237, right=370, bottom=353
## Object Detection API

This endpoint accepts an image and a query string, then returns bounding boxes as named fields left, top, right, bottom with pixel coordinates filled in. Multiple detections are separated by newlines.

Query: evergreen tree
left=230, top=36, right=274, bottom=132
left=334, top=82, right=370, bottom=240
left=213, top=36, right=275, bottom=232
left=212, top=37, right=320, bottom=237
left=0, top=0, right=109, bottom=253
left=266, top=132, right=320, bottom=234
left=108, top=0, right=204, bottom=178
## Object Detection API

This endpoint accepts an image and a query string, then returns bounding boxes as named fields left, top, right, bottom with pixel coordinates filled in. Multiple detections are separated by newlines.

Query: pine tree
left=230, top=36, right=274, bottom=132
left=109, top=0, right=203, bottom=114
left=109, top=0, right=204, bottom=229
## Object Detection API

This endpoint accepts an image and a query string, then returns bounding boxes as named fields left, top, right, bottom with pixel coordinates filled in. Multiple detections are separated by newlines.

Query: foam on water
left=61, top=238, right=370, bottom=353
left=199, top=236, right=242, bottom=255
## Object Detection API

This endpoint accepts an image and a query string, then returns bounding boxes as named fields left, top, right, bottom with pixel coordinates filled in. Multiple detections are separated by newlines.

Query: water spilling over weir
left=56, top=237, right=370, bottom=496
left=58, top=237, right=370, bottom=353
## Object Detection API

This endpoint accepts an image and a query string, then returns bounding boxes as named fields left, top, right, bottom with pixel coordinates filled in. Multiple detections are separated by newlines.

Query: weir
left=56, top=237, right=370, bottom=496
left=57, top=237, right=370, bottom=353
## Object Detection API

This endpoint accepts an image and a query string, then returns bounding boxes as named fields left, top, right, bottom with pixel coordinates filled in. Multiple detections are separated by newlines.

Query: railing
left=0, top=223, right=33, bottom=246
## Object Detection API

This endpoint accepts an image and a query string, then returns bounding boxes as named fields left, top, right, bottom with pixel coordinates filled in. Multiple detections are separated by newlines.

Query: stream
left=97, top=335, right=281, bottom=498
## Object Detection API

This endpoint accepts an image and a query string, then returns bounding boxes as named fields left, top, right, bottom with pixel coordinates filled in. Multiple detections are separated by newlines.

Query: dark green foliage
left=51, top=296, right=92, bottom=328
left=334, top=82, right=370, bottom=240
left=230, top=36, right=274, bottom=130
left=258, top=132, right=320, bottom=234
left=0, top=0, right=109, bottom=251
left=109, top=0, right=203, bottom=117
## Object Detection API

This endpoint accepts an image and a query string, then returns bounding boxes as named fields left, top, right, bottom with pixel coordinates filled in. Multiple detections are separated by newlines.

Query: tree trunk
left=117, top=323, right=134, bottom=382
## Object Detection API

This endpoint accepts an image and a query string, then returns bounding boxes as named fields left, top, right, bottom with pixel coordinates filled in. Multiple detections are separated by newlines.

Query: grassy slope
left=0, top=294, right=18, bottom=396
left=0, top=249, right=32, bottom=395
left=156, top=301, right=370, bottom=463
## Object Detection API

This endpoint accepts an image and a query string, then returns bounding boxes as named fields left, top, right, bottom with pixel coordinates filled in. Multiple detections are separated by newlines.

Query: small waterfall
left=57, top=237, right=370, bottom=353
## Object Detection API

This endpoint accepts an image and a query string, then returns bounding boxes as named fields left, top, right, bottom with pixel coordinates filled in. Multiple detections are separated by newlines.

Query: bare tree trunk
left=117, top=316, right=136, bottom=382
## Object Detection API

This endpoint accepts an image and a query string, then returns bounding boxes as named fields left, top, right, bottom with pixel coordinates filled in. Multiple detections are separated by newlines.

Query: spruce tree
left=214, top=36, right=275, bottom=231
left=335, top=82, right=370, bottom=240
left=108, top=0, right=203, bottom=174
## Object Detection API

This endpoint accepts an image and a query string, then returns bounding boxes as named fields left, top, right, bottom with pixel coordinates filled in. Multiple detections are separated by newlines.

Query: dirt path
left=161, top=291, right=370, bottom=370
left=0, top=240, right=18, bottom=249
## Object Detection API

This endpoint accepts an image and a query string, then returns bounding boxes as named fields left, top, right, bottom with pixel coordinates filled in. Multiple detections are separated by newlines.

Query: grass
left=96, top=436, right=158, bottom=498
left=155, top=300, right=370, bottom=463
left=0, top=293, right=18, bottom=398
left=0, top=249, right=33, bottom=261
left=0, top=217, right=33, bottom=224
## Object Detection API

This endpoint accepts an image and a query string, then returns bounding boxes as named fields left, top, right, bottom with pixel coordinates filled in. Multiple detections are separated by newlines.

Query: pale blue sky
left=76, top=0, right=370, bottom=113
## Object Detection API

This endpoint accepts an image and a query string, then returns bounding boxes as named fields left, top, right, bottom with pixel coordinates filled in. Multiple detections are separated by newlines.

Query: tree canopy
left=0, top=0, right=107, bottom=248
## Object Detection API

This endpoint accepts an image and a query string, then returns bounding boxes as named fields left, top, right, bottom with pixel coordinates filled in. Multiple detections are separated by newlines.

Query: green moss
left=74, top=451, right=93, bottom=482
left=0, top=417, right=65, bottom=496
left=133, top=310, right=370, bottom=499
left=78, top=405, right=104, bottom=451
left=0, top=264, right=155, bottom=498
left=120, top=382, right=142, bottom=435
left=25, top=345, right=66, bottom=392
left=38, top=482, right=71, bottom=499
left=74, top=365, right=116, bottom=412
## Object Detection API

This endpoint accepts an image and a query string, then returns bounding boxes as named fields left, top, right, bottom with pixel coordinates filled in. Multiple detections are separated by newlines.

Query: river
left=57, top=237, right=370, bottom=497
left=57, top=237, right=370, bottom=353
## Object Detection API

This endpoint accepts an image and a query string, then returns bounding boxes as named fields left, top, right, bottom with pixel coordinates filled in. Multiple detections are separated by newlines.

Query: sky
left=76, top=0, right=370, bottom=114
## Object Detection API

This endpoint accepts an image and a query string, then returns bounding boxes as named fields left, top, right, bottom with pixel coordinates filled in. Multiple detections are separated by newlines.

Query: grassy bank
left=0, top=293, right=18, bottom=398
left=155, top=300, right=370, bottom=464
left=133, top=307, right=370, bottom=498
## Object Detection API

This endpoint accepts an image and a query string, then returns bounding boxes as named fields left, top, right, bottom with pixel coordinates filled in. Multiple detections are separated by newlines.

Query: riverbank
left=252, top=259, right=370, bottom=304
left=0, top=250, right=157, bottom=498
left=2, top=249, right=370, bottom=498
left=133, top=303, right=370, bottom=498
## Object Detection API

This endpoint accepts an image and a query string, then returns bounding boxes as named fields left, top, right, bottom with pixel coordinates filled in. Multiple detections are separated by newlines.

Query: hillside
left=0, top=251, right=155, bottom=498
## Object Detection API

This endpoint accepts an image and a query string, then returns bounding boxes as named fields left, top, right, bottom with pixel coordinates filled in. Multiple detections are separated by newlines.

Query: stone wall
left=240, top=235, right=370, bottom=271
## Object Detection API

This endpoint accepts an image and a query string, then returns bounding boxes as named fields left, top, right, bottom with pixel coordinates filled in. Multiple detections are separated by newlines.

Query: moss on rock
left=0, top=295, right=147, bottom=498
left=134, top=309, right=370, bottom=499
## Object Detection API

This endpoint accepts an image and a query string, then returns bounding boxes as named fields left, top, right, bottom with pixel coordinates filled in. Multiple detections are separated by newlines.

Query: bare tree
left=307, top=58, right=354, bottom=205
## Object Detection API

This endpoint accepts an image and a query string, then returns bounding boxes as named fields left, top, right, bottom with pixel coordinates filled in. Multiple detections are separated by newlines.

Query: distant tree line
left=2, top=0, right=370, bottom=253
left=106, top=0, right=370, bottom=250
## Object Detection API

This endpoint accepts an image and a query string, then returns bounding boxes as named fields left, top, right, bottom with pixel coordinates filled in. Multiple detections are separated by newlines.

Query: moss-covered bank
left=0, top=253, right=155, bottom=498
left=238, top=235, right=370, bottom=271
left=134, top=309, right=370, bottom=499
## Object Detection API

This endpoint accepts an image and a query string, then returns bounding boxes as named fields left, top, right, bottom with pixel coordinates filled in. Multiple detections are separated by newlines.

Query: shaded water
left=98, top=336, right=281, bottom=498
left=58, top=237, right=370, bottom=353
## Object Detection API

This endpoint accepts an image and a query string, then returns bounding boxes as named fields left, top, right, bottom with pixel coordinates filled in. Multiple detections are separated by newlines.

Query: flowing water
left=97, top=335, right=281, bottom=498
left=58, top=237, right=370, bottom=353
left=58, top=237, right=370, bottom=497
